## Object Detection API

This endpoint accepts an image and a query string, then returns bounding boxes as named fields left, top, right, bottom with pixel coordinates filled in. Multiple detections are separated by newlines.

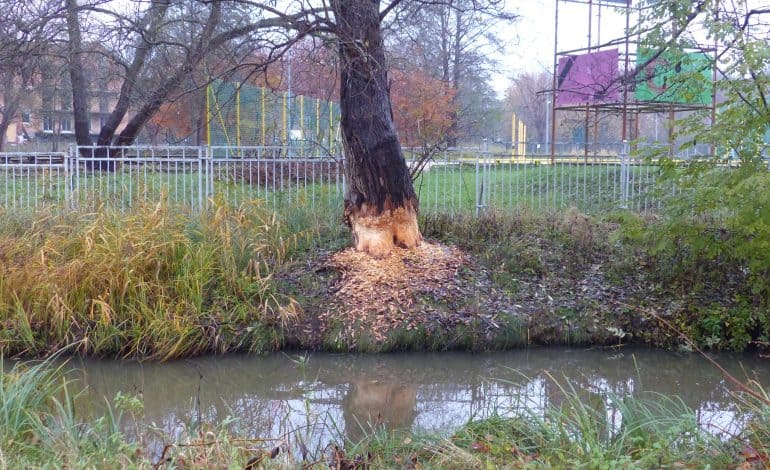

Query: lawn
left=0, top=160, right=663, bottom=215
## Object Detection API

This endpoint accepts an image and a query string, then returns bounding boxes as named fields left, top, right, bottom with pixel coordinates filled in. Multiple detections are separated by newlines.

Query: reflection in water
left=343, top=381, right=417, bottom=443
left=30, top=347, right=768, bottom=454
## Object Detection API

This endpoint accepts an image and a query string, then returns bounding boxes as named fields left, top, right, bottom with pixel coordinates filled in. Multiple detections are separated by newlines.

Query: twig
left=152, top=444, right=174, bottom=469
left=617, top=301, right=770, bottom=407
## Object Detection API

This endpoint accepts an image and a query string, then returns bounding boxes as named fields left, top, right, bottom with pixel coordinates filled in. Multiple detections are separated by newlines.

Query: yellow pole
left=299, top=95, right=304, bottom=157
left=236, top=83, right=241, bottom=146
left=521, top=122, right=527, bottom=157
left=511, top=113, right=516, bottom=158
left=260, top=87, right=266, bottom=146
left=282, top=92, right=288, bottom=145
left=206, top=83, right=211, bottom=147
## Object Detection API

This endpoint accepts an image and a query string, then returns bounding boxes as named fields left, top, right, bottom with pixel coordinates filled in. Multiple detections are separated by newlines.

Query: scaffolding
left=547, top=0, right=718, bottom=162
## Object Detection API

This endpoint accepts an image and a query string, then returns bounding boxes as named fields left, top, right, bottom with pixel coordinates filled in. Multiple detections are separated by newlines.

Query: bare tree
left=0, top=1, right=63, bottom=151
left=385, top=0, right=516, bottom=145
left=506, top=71, right=551, bottom=142
left=63, top=0, right=315, bottom=151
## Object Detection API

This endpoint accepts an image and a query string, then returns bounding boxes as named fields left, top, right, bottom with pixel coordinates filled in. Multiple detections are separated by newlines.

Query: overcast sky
left=491, top=0, right=628, bottom=97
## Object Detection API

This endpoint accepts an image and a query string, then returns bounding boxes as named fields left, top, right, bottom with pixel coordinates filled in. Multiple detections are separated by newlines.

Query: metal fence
left=408, top=144, right=667, bottom=215
left=0, top=144, right=687, bottom=215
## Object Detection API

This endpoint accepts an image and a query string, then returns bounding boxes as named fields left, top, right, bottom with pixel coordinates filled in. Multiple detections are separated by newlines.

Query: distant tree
left=505, top=71, right=551, bottom=143
left=63, top=0, right=308, bottom=149
left=0, top=1, right=62, bottom=151
left=390, top=67, right=456, bottom=175
left=390, top=67, right=456, bottom=147
left=386, top=0, right=515, bottom=145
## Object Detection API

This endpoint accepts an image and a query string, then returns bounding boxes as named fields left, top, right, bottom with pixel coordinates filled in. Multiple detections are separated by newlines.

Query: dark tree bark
left=333, top=0, right=422, bottom=257
left=97, top=0, right=170, bottom=147
left=0, top=73, right=20, bottom=151
left=65, top=0, right=92, bottom=148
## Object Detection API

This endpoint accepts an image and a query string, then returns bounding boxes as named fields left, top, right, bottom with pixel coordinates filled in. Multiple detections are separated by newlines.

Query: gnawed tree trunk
left=334, top=0, right=422, bottom=258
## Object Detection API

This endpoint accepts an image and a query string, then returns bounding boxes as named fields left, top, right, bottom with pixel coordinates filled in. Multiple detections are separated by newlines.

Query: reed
left=0, top=200, right=298, bottom=360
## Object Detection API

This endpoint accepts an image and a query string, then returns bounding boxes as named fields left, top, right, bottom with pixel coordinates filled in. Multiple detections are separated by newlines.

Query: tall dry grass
left=0, top=200, right=300, bottom=360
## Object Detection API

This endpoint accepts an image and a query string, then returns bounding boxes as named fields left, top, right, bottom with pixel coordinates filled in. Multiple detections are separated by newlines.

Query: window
left=21, top=111, right=31, bottom=123
left=43, top=115, right=53, bottom=132
left=60, top=117, right=72, bottom=133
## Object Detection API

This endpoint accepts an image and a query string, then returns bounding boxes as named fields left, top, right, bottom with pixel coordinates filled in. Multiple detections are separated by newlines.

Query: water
left=56, top=347, right=768, bottom=455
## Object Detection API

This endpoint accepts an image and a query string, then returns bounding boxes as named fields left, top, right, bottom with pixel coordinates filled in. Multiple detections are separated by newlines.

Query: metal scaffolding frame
left=547, top=0, right=718, bottom=163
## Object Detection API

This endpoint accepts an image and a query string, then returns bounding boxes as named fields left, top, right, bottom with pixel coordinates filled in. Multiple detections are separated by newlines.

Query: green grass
left=346, top=374, right=767, bottom=469
left=0, top=357, right=139, bottom=468
left=414, top=162, right=661, bottom=215
left=0, top=162, right=661, bottom=216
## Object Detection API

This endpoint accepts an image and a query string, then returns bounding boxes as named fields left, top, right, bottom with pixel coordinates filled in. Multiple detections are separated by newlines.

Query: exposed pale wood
left=333, top=0, right=422, bottom=256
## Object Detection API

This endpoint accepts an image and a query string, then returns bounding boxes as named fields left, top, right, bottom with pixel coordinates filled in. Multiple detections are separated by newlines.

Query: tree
left=505, top=71, right=551, bottom=143
left=390, top=67, right=456, bottom=148
left=63, top=0, right=311, bottom=150
left=385, top=0, right=515, bottom=145
left=0, top=1, right=62, bottom=151
left=333, top=0, right=422, bottom=257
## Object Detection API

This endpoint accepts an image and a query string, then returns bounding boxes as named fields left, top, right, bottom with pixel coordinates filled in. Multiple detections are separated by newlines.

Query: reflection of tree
left=342, top=381, right=417, bottom=444
left=57, top=347, right=769, bottom=453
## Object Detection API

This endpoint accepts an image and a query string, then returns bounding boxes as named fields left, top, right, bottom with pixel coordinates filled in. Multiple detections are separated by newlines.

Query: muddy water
left=60, top=347, right=767, bottom=454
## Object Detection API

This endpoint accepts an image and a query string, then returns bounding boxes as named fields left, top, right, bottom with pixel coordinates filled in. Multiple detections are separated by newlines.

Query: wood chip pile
left=313, top=241, right=514, bottom=347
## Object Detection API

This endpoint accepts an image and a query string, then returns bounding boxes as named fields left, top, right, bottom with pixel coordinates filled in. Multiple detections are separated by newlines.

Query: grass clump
left=341, top=374, right=768, bottom=469
left=0, top=357, right=139, bottom=468
left=0, top=200, right=299, bottom=360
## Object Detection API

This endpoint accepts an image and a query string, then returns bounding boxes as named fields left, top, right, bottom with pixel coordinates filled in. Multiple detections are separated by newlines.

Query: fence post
left=620, top=140, right=629, bottom=208
left=64, top=146, right=71, bottom=209
left=206, top=145, right=214, bottom=207
left=475, top=153, right=481, bottom=217
left=71, top=145, right=80, bottom=210
left=475, top=139, right=489, bottom=216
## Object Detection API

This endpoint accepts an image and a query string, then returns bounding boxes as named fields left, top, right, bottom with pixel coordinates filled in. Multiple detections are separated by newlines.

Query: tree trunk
left=97, top=0, right=170, bottom=147
left=333, top=0, right=422, bottom=258
left=65, top=0, right=92, bottom=148
left=0, top=120, right=9, bottom=152
left=446, top=8, right=463, bottom=148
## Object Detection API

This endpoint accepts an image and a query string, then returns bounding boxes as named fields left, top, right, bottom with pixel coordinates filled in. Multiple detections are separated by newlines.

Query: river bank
left=0, top=203, right=767, bottom=359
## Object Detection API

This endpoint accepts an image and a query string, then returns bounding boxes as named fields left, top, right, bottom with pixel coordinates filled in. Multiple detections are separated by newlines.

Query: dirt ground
left=279, top=239, right=668, bottom=352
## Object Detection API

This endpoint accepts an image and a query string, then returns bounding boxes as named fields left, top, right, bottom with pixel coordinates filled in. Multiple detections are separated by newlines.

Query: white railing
left=1, top=143, right=755, bottom=215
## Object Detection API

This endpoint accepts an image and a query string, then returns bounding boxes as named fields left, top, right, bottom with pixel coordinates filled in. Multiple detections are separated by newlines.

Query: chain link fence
left=207, top=80, right=341, bottom=156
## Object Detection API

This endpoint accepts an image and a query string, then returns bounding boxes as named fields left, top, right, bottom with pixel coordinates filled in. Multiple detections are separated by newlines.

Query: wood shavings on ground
left=294, top=241, right=519, bottom=349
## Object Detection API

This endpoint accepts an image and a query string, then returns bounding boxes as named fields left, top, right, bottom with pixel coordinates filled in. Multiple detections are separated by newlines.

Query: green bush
left=627, top=160, right=770, bottom=349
